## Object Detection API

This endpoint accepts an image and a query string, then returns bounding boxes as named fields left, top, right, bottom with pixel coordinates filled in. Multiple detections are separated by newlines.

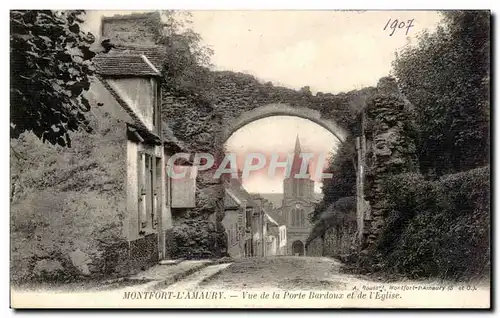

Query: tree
left=310, top=138, right=357, bottom=223
left=158, top=11, right=214, bottom=104
left=10, top=10, right=100, bottom=147
left=393, top=11, right=490, bottom=176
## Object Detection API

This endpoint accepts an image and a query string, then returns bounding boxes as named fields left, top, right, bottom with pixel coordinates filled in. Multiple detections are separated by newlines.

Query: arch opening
left=223, top=103, right=348, bottom=144
left=292, top=240, right=305, bottom=256
left=225, top=115, right=341, bottom=194
left=221, top=103, right=351, bottom=258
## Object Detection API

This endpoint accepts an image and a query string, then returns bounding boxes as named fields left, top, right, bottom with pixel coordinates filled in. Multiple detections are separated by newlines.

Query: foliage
left=310, top=138, right=356, bottom=223
left=378, top=166, right=490, bottom=280
left=169, top=219, right=217, bottom=259
left=10, top=10, right=98, bottom=147
left=308, top=196, right=356, bottom=243
left=10, top=104, right=128, bottom=283
left=393, top=11, right=490, bottom=176
left=158, top=11, right=214, bottom=105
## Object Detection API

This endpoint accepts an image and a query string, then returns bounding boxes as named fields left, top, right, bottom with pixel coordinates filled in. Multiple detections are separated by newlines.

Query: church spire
left=294, top=134, right=301, bottom=154
left=290, top=135, right=307, bottom=175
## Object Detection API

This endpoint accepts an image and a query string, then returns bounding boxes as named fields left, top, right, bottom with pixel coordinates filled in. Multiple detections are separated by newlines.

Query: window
left=139, top=153, right=147, bottom=229
left=233, top=224, right=238, bottom=244
left=153, top=157, right=161, bottom=229
left=291, top=207, right=305, bottom=227
left=138, top=152, right=161, bottom=233
left=153, top=81, right=161, bottom=134
left=245, top=208, right=252, bottom=230
left=169, top=165, right=197, bottom=208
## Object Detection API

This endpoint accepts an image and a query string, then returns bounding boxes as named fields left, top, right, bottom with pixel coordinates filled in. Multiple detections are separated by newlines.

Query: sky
left=84, top=10, right=442, bottom=93
left=83, top=10, right=443, bottom=194
left=225, top=116, right=339, bottom=194
left=188, top=10, right=442, bottom=93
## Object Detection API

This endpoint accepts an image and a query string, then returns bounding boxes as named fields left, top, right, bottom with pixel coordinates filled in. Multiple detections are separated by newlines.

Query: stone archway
left=292, top=240, right=305, bottom=256
left=221, top=103, right=350, bottom=260
left=223, top=103, right=348, bottom=143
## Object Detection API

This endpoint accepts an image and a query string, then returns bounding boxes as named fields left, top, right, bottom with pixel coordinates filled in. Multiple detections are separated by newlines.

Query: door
left=292, top=240, right=304, bottom=256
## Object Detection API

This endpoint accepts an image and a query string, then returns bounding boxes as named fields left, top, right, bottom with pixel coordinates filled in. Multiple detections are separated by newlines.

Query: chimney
left=101, top=11, right=162, bottom=46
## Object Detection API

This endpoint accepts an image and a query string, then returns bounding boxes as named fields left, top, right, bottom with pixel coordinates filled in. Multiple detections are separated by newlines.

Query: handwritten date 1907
left=383, top=18, right=415, bottom=36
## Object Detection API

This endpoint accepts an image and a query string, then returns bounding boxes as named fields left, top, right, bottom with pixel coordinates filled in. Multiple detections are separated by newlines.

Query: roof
left=290, top=135, right=310, bottom=176
left=257, top=193, right=283, bottom=208
left=223, top=179, right=257, bottom=208
left=161, top=121, right=187, bottom=152
left=265, top=208, right=285, bottom=225
left=224, top=188, right=242, bottom=210
left=265, top=213, right=279, bottom=227
left=94, top=44, right=189, bottom=151
left=249, top=193, right=285, bottom=225
left=110, top=44, right=166, bottom=70
left=93, top=54, right=161, bottom=77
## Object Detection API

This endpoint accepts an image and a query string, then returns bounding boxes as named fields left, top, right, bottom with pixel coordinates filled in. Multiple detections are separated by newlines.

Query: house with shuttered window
left=222, top=176, right=287, bottom=258
left=90, top=46, right=196, bottom=274
left=223, top=178, right=256, bottom=258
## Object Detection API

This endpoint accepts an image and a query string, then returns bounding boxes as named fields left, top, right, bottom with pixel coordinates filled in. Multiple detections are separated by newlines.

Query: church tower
left=283, top=135, right=314, bottom=201
left=280, top=135, right=316, bottom=256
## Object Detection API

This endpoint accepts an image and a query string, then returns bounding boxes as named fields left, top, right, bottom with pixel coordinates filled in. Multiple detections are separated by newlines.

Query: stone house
left=11, top=12, right=198, bottom=279
left=88, top=34, right=196, bottom=273
left=221, top=177, right=287, bottom=258
left=250, top=196, right=283, bottom=257
left=223, top=181, right=255, bottom=258
left=277, top=224, right=287, bottom=255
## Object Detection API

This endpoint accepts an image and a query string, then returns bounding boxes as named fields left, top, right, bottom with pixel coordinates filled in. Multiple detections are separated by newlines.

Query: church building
left=276, top=135, right=318, bottom=256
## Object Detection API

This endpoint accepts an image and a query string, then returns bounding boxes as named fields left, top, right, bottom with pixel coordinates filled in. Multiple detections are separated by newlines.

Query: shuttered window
left=170, top=166, right=197, bottom=208
left=138, top=151, right=161, bottom=234
left=145, top=154, right=152, bottom=228
left=245, top=207, right=252, bottom=230
left=138, top=153, right=147, bottom=230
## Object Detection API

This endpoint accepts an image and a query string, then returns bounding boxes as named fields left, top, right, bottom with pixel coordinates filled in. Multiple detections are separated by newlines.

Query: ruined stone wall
left=161, top=73, right=368, bottom=259
left=98, top=12, right=372, bottom=260
left=162, top=94, right=225, bottom=259
left=306, top=224, right=356, bottom=260
left=322, top=221, right=357, bottom=261
left=207, top=72, right=373, bottom=135
left=306, top=236, right=323, bottom=257
left=305, top=197, right=357, bottom=261
left=361, top=77, right=418, bottom=259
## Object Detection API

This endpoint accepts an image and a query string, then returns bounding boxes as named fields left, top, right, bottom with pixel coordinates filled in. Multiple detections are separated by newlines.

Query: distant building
left=274, top=135, right=318, bottom=256
left=222, top=177, right=256, bottom=258
left=222, top=136, right=320, bottom=257
left=222, top=176, right=287, bottom=258
left=250, top=195, right=283, bottom=257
